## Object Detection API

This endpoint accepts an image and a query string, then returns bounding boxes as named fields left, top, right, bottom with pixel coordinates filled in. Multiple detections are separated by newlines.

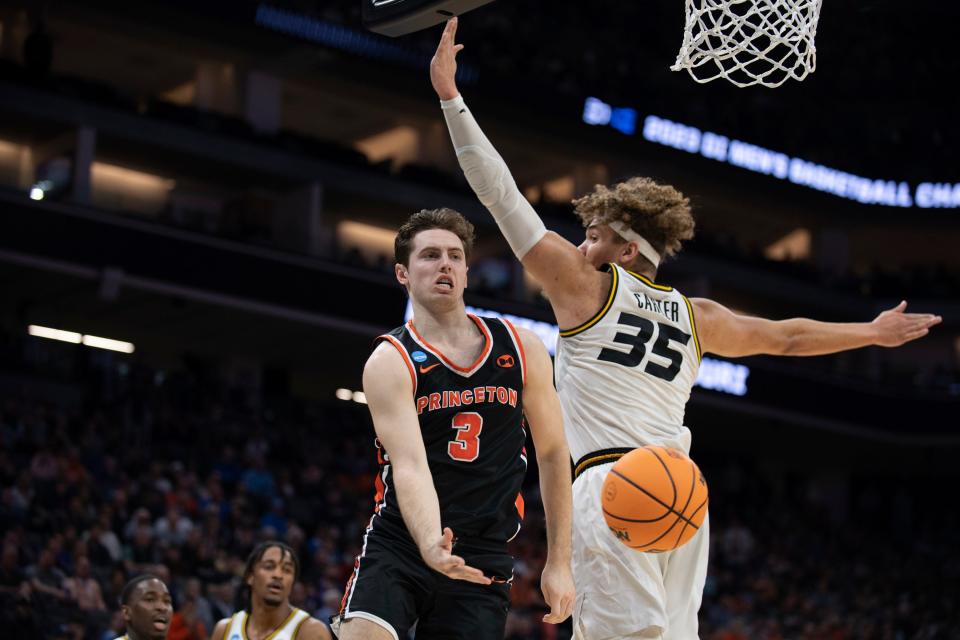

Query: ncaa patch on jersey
left=411, top=350, right=428, bottom=363
left=497, top=354, right=515, bottom=368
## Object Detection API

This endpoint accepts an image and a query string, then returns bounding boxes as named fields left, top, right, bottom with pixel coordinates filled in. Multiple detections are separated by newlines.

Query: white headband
left=608, top=221, right=661, bottom=268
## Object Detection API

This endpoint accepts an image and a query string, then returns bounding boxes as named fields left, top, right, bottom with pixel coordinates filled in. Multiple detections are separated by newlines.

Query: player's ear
left=395, top=263, right=409, bottom=286
left=121, top=604, right=131, bottom=625
left=621, top=241, right=639, bottom=264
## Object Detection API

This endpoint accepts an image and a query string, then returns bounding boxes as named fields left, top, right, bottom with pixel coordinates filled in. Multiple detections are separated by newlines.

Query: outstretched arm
left=516, top=327, right=575, bottom=624
left=430, top=18, right=603, bottom=326
left=692, top=298, right=942, bottom=358
left=363, top=343, right=491, bottom=585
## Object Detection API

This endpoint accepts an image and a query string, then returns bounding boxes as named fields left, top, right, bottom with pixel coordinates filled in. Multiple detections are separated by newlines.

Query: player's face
left=248, top=546, right=296, bottom=608
left=578, top=221, right=625, bottom=269
left=123, top=578, right=172, bottom=640
left=398, top=229, right=469, bottom=305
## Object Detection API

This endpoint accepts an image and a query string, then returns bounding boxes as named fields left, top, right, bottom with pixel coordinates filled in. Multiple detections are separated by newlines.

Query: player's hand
left=540, top=558, right=575, bottom=624
left=420, top=527, right=492, bottom=585
left=430, top=17, right=463, bottom=101
left=871, top=300, right=942, bottom=347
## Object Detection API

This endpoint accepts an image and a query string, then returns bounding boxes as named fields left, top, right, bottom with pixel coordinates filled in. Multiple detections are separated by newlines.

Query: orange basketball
left=601, top=446, right=708, bottom=553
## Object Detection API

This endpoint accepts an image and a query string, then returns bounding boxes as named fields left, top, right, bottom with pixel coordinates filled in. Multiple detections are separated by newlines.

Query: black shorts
left=338, top=515, right=513, bottom=640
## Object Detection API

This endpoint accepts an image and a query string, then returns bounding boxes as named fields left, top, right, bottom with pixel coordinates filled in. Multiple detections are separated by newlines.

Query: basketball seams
left=629, top=509, right=687, bottom=550
left=602, top=506, right=669, bottom=524
left=603, top=503, right=701, bottom=531
left=647, top=447, right=681, bottom=511
left=608, top=469, right=676, bottom=517
left=603, top=471, right=701, bottom=530
left=669, top=460, right=702, bottom=546
left=666, top=497, right=708, bottom=551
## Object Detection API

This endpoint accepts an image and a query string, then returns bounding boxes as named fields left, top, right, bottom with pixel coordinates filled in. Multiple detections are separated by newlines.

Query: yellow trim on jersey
left=243, top=608, right=301, bottom=640
left=574, top=452, right=627, bottom=477
left=625, top=269, right=673, bottom=292
left=682, top=295, right=702, bottom=362
left=291, top=615, right=310, bottom=640
left=559, top=264, right=619, bottom=338
left=221, top=614, right=237, bottom=640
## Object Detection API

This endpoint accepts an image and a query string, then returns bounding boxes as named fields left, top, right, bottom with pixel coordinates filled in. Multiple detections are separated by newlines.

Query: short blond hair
left=573, top=177, right=695, bottom=263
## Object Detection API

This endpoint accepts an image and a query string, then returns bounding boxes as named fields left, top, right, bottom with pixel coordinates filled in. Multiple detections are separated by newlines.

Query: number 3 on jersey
left=448, top=412, right=483, bottom=462
left=598, top=312, right=691, bottom=381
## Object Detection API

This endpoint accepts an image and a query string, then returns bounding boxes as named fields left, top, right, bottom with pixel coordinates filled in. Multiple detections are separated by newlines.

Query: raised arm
left=515, top=327, right=575, bottom=624
left=430, top=18, right=603, bottom=326
left=692, top=298, right=942, bottom=358
left=363, top=343, right=491, bottom=585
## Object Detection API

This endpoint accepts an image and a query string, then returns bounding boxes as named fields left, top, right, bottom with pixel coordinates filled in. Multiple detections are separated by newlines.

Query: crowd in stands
left=1, top=329, right=958, bottom=639
left=2, top=15, right=957, bottom=319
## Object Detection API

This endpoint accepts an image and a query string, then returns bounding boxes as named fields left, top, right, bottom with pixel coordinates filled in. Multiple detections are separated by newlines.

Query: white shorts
left=571, top=463, right=709, bottom=640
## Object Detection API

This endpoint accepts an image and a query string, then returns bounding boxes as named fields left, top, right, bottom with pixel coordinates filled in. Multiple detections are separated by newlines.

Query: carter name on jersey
left=634, top=293, right=681, bottom=323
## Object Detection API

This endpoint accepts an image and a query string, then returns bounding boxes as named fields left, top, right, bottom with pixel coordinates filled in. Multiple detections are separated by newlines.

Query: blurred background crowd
left=2, top=329, right=958, bottom=639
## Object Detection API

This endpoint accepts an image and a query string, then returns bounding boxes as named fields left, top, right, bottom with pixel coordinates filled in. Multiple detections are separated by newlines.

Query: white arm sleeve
left=441, top=95, right=547, bottom=260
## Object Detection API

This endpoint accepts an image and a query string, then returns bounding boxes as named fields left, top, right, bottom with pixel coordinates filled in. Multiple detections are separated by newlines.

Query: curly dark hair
left=573, top=177, right=695, bottom=266
left=394, top=208, right=476, bottom=266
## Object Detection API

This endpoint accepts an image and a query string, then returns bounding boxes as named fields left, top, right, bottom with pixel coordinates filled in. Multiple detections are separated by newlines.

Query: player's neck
left=621, top=260, right=657, bottom=281
left=248, top=600, right=293, bottom=637
left=409, top=300, right=474, bottom=339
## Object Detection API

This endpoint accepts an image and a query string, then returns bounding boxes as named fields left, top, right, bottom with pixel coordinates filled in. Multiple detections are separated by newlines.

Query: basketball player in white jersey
left=430, top=17, right=943, bottom=640
left=113, top=574, right=172, bottom=640
left=210, top=542, right=331, bottom=640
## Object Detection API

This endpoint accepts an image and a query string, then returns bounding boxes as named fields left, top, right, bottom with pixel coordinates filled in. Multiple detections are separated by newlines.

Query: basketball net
left=671, top=0, right=824, bottom=88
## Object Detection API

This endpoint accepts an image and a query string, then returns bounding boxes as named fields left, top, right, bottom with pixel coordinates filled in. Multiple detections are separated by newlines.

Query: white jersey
left=555, top=264, right=701, bottom=462
left=221, top=607, right=310, bottom=640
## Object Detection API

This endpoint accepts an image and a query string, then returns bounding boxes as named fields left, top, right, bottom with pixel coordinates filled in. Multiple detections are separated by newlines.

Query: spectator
left=64, top=556, right=107, bottom=612
left=207, top=580, right=235, bottom=623
left=183, top=577, right=214, bottom=633
left=168, top=595, right=207, bottom=640
left=27, top=547, right=69, bottom=606
left=155, top=506, right=194, bottom=547
left=65, top=555, right=111, bottom=637
left=240, top=455, right=276, bottom=501
left=0, top=544, right=30, bottom=612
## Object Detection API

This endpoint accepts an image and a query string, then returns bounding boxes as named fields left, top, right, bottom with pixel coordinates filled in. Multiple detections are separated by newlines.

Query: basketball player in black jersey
left=336, top=208, right=575, bottom=640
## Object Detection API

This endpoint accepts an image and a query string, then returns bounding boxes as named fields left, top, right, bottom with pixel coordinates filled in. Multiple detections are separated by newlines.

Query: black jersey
left=371, top=314, right=528, bottom=544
